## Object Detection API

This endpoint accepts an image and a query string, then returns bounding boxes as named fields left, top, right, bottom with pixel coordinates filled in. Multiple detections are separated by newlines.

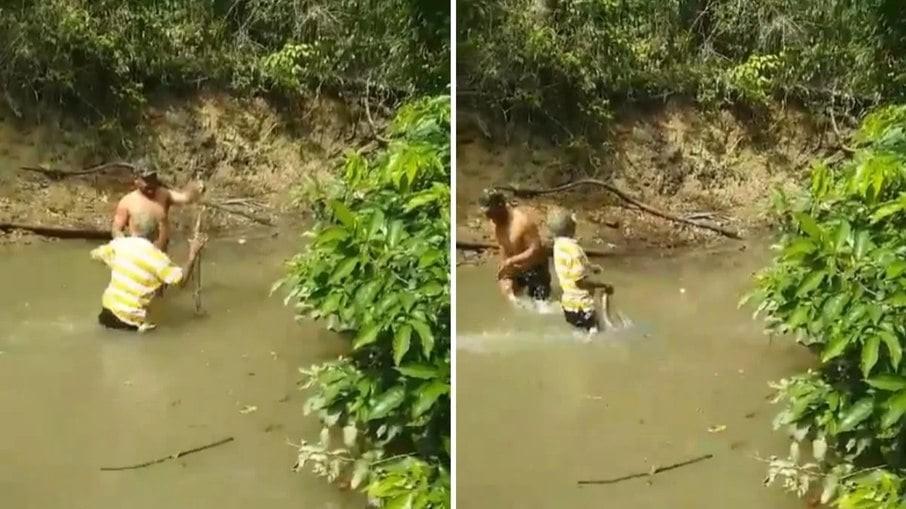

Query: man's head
left=547, top=207, right=577, bottom=238
left=479, top=188, right=507, bottom=221
left=129, top=211, right=159, bottom=241
left=134, top=169, right=160, bottom=198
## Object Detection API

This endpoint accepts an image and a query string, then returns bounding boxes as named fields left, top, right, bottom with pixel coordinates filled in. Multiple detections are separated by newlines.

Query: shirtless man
left=479, top=189, right=551, bottom=305
left=112, top=169, right=204, bottom=252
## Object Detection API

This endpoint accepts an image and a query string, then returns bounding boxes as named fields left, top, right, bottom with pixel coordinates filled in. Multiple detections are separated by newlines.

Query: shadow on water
left=456, top=243, right=814, bottom=509
left=0, top=238, right=361, bottom=509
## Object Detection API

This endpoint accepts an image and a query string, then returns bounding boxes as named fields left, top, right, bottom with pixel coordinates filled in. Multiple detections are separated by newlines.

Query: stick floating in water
left=577, top=453, right=714, bottom=485
left=99, top=436, right=235, bottom=471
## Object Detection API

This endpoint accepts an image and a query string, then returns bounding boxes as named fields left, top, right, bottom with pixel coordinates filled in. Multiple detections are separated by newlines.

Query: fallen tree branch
left=496, top=180, right=743, bottom=239
left=100, top=436, right=234, bottom=471
left=0, top=223, right=111, bottom=240
left=364, top=81, right=391, bottom=145
left=828, top=107, right=856, bottom=155
left=457, top=240, right=616, bottom=258
left=577, top=453, right=714, bottom=486
left=18, top=162, right=137, bottom=180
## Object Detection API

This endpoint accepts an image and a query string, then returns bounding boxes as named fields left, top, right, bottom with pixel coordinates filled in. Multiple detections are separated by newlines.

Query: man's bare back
left=112, top=171, right=202, bottom=251
left=114, top=189, right=172, bottom=249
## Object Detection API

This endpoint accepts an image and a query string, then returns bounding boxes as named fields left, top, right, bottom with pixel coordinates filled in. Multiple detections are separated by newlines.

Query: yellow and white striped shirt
left=553, top=236, right=595, bottom=313
left=90, top=237, right=183, bottom=326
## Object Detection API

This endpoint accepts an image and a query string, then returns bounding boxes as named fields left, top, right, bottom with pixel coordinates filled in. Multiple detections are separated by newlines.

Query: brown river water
left=456, top=243, right=813, bottom=508
left=0, top=237, right=361, bottom=508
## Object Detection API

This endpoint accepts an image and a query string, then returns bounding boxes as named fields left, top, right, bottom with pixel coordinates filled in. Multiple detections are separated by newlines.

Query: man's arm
left=155, top=236, right=205, bottom=289
left=167, top=181, right=204, bottom=206
left=111, top=199, right=129, bottom=238
left=155, top=218, right=170, bottom=251
left=176, top=236, right=206, bottom=288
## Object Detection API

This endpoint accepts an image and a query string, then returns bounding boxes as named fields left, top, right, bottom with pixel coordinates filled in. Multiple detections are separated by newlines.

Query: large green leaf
left=834, top=221, right=851, bottom=250
left=353, top=323, right=382, bottom=350
left=330, top=200, right=357, bottom=229
left=393, top=325, right=412, bottom=366
left=329, top=258, right=358, bottom=284
left=882, top=391, right=906, bottom=429
left=861, top=335, right=881, bottom=378
left=412, top=381, right=449, bottom=418
left=368, top=386, right=407, bottom=421
left=796, top=270, right=826, bottom=298
left=836, top=397, right=875, bottom=433
left=887, top=293, right=906, bottom=307
left=886, top=260, right=906, bottom=278
left=410, top=319, right=435, bottom=357
left=822, top=334, right=851, bottom=362
left=866, top=375, right=906, bottom=391
left=396, top=364, right=440, bottom=379
left=822, top=294, right=849, bottom=322
left=879, top=330, right=903, bottom=369
left=795, top=213, right=823, bottom=239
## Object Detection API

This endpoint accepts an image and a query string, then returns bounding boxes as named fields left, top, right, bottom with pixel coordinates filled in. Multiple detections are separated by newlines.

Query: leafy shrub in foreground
left=279, top=96, right=450, bottom=508
left=746, top=105, right=906, bottom=507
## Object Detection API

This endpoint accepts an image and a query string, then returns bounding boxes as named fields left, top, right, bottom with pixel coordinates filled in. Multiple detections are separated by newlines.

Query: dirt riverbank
left=457, top=99, right=847, bottom=264
left=0, top=92, right=375, bottom=244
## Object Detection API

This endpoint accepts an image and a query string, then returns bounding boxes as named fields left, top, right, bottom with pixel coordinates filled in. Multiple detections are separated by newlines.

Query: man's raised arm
left=167, top=181, right=204, bottom=205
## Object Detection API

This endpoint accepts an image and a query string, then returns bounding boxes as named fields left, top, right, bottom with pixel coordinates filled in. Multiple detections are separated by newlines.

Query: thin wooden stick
left=18, top=162, right=137, bottom=180
left=100, top=436, right=234, bottom=471
left=577, top=454, right=714, bottom=485
left=192, top=207, right=205, bottom=315
left=496, top=180, right=743, bottom=239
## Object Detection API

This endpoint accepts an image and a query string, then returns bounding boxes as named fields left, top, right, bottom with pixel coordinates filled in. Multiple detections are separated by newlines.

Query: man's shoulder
left=511, top=206, right=540, bottom=229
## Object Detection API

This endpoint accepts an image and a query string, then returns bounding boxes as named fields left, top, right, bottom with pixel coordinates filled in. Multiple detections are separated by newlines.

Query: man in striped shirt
left=548, top=208, right=615, bottom=334
left=91, top=211, right=205, bottom=332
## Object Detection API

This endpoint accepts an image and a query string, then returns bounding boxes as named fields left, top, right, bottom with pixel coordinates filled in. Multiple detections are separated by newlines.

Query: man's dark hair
left=478, top=188, right=506, bottom=210
left=136, top=168, right=160, bottom=185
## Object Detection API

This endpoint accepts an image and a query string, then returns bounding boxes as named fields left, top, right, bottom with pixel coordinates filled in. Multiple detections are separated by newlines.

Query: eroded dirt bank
left=457, top=99, right=844, bottom=262
left=0, top=93, right=374, bottom=243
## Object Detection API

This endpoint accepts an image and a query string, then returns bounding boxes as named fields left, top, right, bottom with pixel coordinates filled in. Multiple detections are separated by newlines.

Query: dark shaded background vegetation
left=459, top=0, right=906, bottom=140
left=0, top=0, right=450, bottom=125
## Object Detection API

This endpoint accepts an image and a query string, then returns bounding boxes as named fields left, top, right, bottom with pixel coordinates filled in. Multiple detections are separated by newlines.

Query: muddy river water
left=457, top=243, right=813, bottom=508
left=0, top=238, right=360, bottom=508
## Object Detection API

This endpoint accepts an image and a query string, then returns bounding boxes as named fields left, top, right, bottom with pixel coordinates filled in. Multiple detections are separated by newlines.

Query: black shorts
left=513, top=264, right=552, bottom=301
left=98, top=308, right=138, bottom=331
left=564, top=308, right=598, bottom=331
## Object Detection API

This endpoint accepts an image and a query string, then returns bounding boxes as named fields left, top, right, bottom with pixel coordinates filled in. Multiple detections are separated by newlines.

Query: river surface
left=456, top=244, right=813, bottom=508
left=0, top=237, right=360, bottom=509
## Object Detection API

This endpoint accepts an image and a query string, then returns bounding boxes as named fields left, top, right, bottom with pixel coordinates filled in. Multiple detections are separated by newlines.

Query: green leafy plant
left=0, top=1, right=449, bottom=130
left=746, top=105, right=906, bottom=506
left=279, top=95, right=450, bottom=507
left=460, top=1, right=906, bottom=141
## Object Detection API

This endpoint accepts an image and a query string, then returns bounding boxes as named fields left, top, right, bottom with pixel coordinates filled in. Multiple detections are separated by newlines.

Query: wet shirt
left=90, top=237, right=183, bottom=326
left=553, top=236, right=595, bottom=313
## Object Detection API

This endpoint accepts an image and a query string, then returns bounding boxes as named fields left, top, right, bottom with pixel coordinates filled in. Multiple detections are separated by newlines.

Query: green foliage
left=0, top=0, right=449, bottom=126
left=461, top=0, right=906, bottom=139
left=280, top=96, right=450, bottom=507
left=747, top=105, right=906, bottom=506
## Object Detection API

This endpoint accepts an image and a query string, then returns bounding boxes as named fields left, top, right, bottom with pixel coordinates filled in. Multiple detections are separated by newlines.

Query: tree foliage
left=0, top=0, right=449, bottom=124
left=279, top=96, right=450, bottom=507
left=460, top=0, right=906, bottom=139
left=746, top=105, right=906, bottom=507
